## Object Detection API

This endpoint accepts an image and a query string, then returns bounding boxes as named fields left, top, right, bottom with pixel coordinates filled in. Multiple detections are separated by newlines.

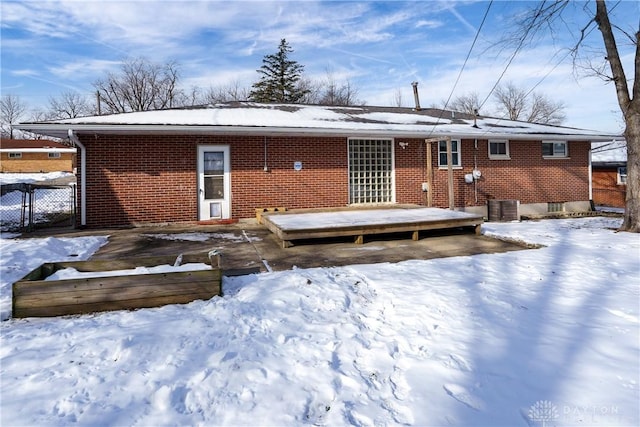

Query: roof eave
left=15, top=123, right=619, bottom=142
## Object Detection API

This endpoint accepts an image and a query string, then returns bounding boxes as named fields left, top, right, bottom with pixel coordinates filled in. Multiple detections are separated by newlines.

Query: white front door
left=198, top=145, right=231, bottom=220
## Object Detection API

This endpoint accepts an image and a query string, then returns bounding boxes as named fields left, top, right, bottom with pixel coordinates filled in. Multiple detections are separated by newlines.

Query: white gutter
left=17, top=123, right=622, bottom=143
left=67, top=129, right=86, bottom=227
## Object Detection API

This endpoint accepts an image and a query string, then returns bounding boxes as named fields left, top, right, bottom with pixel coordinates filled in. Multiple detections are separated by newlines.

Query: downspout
left=474, top=139, right=478, bottom=204
left=68, top=129, right=86, bottom=226
left=264, top=136, right=269, bottom=172
left=588, top=142, right=593, bottom=208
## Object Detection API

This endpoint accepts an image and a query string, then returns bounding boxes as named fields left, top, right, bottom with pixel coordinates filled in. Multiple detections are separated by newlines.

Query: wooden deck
left=261, top=206, right=484, bottom=248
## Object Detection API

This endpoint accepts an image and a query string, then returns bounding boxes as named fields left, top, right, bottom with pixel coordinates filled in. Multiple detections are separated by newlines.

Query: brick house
left=591, top=140, right=627, bottom=208
left=0, top=138, right=76, bottom=173
left=17, top=102, right=618, bottom=228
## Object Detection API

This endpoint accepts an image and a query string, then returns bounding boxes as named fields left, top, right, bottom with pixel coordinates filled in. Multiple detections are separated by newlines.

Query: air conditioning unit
left=487, top=199, right=520, bottom=222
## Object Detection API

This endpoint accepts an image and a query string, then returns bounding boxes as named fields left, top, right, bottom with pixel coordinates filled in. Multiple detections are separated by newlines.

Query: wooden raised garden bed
left=12, top=254, right=222, bottom=318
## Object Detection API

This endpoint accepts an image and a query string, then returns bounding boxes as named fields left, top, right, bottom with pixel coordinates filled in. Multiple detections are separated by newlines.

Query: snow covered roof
left=591, top=140, right=627, bottom=164
left=17, top=102, right=621, bottom=142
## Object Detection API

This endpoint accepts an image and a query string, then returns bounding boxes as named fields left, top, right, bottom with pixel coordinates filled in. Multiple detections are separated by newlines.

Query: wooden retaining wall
left=12, top=254, right=221, bottom=318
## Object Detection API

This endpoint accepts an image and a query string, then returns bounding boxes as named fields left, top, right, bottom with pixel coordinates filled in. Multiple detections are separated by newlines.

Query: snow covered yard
left=1, top=172, right=77, bottom=232
left=1, top=217, right=638, bottom=426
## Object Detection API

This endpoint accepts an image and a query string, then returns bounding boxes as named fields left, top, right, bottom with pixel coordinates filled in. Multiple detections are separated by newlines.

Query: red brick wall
left=78, top=135, right=197, bottom=227
left=456, top=139, right=591, bottom=207
left=77, top=134, right=348, bottom=227
left=76, top=134, right=591, bottom=227
left=394, top=139, right=428, bottom=205
left=231, top=135, right=348, bottom=216
left=592, top=168, right=626, bottom=207
left=391, top=138, right=590, bottom=208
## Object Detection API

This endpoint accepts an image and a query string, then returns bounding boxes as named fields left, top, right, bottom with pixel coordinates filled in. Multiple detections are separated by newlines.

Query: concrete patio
left=25, top=218, right=531, bottom=276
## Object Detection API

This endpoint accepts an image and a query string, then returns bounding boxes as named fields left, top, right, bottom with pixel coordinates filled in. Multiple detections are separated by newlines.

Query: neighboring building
left=17, top=102, right=619, bottom=228
left=0, top=138, right=76, bottom=173
left=591, top=140, right=627, bottom=208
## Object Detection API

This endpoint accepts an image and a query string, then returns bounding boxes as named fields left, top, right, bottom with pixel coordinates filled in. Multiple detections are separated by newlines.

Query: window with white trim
left=618, top=166, right=627, bottom=185
left=438, top=139, right=461, bottom=167
left=542, top=141, right=568, bottom=158
left=48, top=152, right=61, bottom=158
left=488, top=140, right=510, bottom=159
left=348, top=138, right=394, bottom=204
left=8, top=152, right=22, bottom=159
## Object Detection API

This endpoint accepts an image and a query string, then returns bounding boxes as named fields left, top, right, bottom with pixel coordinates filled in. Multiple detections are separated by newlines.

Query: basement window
left=618, top=166, right=627, bottom=185
left=542, top=141, right=568, bottom=158
left=48, top=152, right=61, bottom=158
left=438, top=139, right=461, bottom=168
left=548, top=202, right=565, bottom=213
left=8, top=152, right=22, bottom=159
left=488, top=140, right=510, bottom=159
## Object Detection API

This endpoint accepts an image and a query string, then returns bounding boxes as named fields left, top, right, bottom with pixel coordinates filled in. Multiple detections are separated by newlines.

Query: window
left=348, top=138, right=394, bottom=204
left=8, top=152, right=22, bottom=159
left=438, top=139, right=461, bottom=167
left=48, top=152, right=61, bottom=158
left=618, top=166, right=627, bottom=185
left=548, top=202, right=565, bottom=213
left=542, top=141, right=568, bottom=158
left=488, top=140, right=510, bottom=159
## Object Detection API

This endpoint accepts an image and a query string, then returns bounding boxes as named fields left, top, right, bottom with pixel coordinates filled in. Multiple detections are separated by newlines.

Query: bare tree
left=296, top=77, right=322, bottom=104
left=316, top=70, right=363, bottom=106
left=198, top=81, right=251, bottom=104
left=448, top=92, right=483, bottom=115
left=392, top=88, right=404, bottom=107
left=47, top=91, right=94, bottom=119
left=0, top=94, right=28, bottom=139
left=512, top=0, right=639, bottom=232
left=93, top=57, right=184, bottom=113
left=493, top=83, right=527, bottom=120
left=493, top=82, right=566, bottom=125
left=526, top=92, right=567, bottom=124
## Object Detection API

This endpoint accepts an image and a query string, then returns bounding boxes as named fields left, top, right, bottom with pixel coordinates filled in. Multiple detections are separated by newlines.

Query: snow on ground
left=0, top=171, right=74, bottom=185
left=1, top=172, right=77, bottom=232
left=0, top=235, right=109, bottom=320
left=1, top=217, right=639, bottom=426
left=266, top=207, right=478, bottom=230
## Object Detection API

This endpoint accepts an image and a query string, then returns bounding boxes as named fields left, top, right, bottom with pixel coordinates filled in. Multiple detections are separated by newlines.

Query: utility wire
left=476, top=0, right=621, bottom=138
left=426, top=0, right=493, bottom=136
left=477, top=2, right=535, bottom=113
left=441, top=1, right=493, bottom=113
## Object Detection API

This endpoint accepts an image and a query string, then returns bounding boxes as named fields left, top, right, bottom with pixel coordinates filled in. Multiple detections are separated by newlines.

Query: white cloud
left=415, top=19, right=443, bottom=29
left=1, top=0, right=634, bottom=133
left=182, top=69, right=257, bottom=90
left=11, top=69, right=40, bottom=77
left=48, top=59, right=121, bottom=79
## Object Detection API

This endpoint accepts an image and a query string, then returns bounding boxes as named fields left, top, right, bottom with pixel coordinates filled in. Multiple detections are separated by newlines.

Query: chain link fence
left=1, top=183, right=77, bottom=232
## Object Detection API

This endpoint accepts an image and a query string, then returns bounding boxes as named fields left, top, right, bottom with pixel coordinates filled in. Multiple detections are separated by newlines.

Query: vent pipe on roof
left=411, top=81, right=421, bottom=111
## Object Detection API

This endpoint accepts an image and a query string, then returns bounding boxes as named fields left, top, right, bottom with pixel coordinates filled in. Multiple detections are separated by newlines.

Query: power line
left=441, top=1, right=493, bottom=112
left=477, top=0, right=536, bottom=112
left=475, top=0, right=620, bottom=137
left=427, top=0, right=493, bottom=136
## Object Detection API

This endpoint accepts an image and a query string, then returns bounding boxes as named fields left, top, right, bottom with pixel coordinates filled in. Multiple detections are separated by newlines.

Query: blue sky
left=1, top=0, right=637, bottom=133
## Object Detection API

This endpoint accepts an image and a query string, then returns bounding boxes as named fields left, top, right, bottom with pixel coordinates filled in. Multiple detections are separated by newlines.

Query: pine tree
left=249, top=39, right=309, bottom=103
